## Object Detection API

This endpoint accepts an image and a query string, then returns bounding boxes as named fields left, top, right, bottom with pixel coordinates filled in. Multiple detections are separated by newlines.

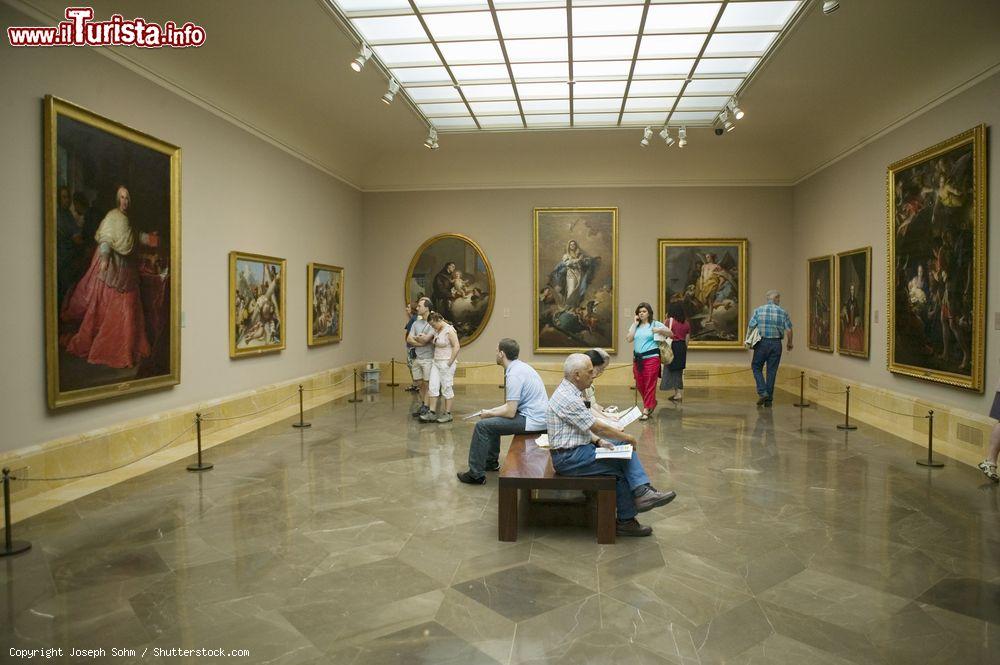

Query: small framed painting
left=308, top=262, right=343, bottom=346
left=230, top=251, right=286, bottom=358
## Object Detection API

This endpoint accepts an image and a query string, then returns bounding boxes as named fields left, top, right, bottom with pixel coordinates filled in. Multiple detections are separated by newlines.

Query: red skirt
left=633, top=355, right=660, bottom=411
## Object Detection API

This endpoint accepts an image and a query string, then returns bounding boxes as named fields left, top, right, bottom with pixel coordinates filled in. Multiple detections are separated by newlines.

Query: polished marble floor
left=2, top=385, right=998, bottom=664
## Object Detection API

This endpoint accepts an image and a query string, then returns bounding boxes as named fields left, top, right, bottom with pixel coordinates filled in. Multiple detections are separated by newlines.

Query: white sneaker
left=977, top=460, right=999, bottom=482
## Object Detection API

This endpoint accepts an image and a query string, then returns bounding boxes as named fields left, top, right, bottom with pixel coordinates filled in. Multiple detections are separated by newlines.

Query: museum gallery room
left=2, top=0, right=1000, bottom=662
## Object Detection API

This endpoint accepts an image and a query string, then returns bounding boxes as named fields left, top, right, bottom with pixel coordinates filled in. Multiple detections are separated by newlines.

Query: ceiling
left=9, top=0, right=1000, bottom=190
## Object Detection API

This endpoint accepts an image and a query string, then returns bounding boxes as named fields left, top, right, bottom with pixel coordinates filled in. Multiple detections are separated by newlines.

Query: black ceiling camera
left=714, top=127, right=724, bottom=136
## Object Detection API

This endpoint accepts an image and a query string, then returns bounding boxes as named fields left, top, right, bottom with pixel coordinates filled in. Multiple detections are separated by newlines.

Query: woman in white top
left=420, top=311, right=460, bottom=423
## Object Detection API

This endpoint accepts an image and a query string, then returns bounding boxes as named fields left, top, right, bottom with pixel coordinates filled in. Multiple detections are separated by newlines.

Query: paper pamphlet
left=533, top=434, right=551, bottom=448
left=595, top=444, right=633, bottom=460
left=614, top=406, right=642, bottom=429
left=462, top=410, right=484, bottom=421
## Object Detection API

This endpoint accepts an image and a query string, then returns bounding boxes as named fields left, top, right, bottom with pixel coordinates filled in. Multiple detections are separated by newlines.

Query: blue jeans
left=550, top=444, right=650, bottom=521
left=751, top=338, right=783, bottom=398
left=468, top=415, right=528, bottom=477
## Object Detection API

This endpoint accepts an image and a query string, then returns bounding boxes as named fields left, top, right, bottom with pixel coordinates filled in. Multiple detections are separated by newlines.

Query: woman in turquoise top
left=626, top=302, right=668, bottom=419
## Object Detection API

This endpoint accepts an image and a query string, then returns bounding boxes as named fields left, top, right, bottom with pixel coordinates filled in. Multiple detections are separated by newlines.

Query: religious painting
left=534, top=208, right=618, bottom=353
left=807, top=255, right=834, bottom=352
left=307, top=263, right=343, bottom=346
left=230, top=252, right=286, bottom=358
left=836, top=247, right=871, bottom=358
left=888, top=125, right=987, bottom=391
left=657, top=239, right=747, bottom=350
left=44, top=96, right=181, bottom=409
left=405, top=234, right=494, bottom=346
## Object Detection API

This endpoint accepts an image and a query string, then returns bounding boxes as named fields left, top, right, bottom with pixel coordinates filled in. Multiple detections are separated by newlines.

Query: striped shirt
left=546, top=379, right=596, bottom=450
left=748, top=302, right=792, bottom=339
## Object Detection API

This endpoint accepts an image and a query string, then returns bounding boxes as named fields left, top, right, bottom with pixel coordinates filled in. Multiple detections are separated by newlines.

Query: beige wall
left=362, top=187, right=794, bottom=366
left=790, top=71, right=1000, bottom=415
left=0, top=3, right=363, bottom=453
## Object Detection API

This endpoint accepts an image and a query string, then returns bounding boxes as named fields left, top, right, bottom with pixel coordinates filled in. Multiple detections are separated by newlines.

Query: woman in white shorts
left=979, top=378, right=1000, bottom=482
left=420, top=312, right=460, bottom=423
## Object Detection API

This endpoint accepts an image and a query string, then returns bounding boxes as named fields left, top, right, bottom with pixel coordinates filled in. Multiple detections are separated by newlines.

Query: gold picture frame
left=836, top=247, right=871, bottom=359
left=534, top=207, right=618, bottom=354
left=229, top=251, right=286, bottom=358
left=807, top=255, right=834, bottom=353
left=657, top=239, right=747, bottom=350
left=307, top=262, right=343, bottom=346
left=404, top=233, right=495, bottom=346
left=44, top=95, right=181, bottom=409
left=887, top=125, right=987, bottom=391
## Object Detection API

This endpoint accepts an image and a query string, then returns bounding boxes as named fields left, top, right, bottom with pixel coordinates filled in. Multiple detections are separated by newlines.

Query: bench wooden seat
left=499, top=434, right=616, bottom=544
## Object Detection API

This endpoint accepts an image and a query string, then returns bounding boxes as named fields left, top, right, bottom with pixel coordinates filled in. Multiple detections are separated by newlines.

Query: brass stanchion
left=388, top=358, right=400, bottom=387
left=916, top=410, right=944, bottom=468
left=348, top=369, right=362, bottom=403
left=186, top=413, right=214, bottom=472
left=1, top=468, right=31, bottom=557
left=292, top=385, right=311, bottom=429
left=793, top=371, right=810, bottom=408
left=837, top=386, right=858, bottom=431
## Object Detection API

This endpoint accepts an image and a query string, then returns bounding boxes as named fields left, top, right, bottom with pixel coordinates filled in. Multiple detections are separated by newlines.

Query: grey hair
left=563, top=353, right=591, bottom=378
left=765, top=289, right=780, bottom=302
left=590, top=347, right=610, bottom=364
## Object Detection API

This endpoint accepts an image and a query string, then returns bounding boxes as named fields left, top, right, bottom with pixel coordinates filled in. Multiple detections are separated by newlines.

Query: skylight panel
left=644, top=3, right=722, bottom=34
left=574, top=80, right=628, bottom=97
left=423, top=11, right=498, bottom=41
left=477, top=115, right=524, bottom=128
left=405, top=85, right=463, bottom=102
left=573, top=113, right=621, bottom=126
left=628, top=79, right=685, bottom=96
left=521, top=98, right=569, bottom=113
left=504, top=38, right=568, bottom=62
left=674, top=95, right=729, bottom=110
left=683, top=78, right=742, bottom=94
left=497, top=9, right=567, bottom=38
left=451, top=64, right=511, bottom=83
left=516, top=81, right=570, bottom=99
left=460, top=83, right=517, bottom=100
left=632, top=59, right=694, bottom=77
left=393, top=66, right=452, bottom=84
left=571, top=6, right=644, bottom=37
left=470, top=100, right=521, bottom=115
left=415, top=0, right=489, bottom=10
left=419, top=102, right=471, bottom=116
left=703, top=32, right=777, bottom=57
left=573, top=97, right=624, bottom=112
left=335, top=0, right=411, bottom=12
left=438, top=40, right=504, bottom=64
left=430, top=116, right=479, bottom=129
left=624, top=97, right=675, bottom=112
left=694, top=57, right=757, bottom=76
left=512, top=62, right=569, bottom=80
left=572, top=61, right=632, bottom=79
left=716, top=1, right=799, bottom=31
left=668, top=111, right=720, bottom=123
left=352, top=15, right=427, bottom=44
left=572, top=36, right=637, bottom=61
left=621, top=112, right=668, bottom=126
left=637, top=34, right=706, bottom=59
left=525, top=114, right=571, bottom=127
left=373, top=43, right=440, bottom=67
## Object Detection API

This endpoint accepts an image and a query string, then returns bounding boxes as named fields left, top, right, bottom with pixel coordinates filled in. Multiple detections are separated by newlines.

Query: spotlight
left=382, top=78, right=400, bottom=105
left=728, top=98, right=744, bottom=120
left=659, top=127, right=675, bottom=147
left=423, top=128, right=439, bottom=150
left=721, top=110, right=735, bottom=133
left=678, top=126, right=687, bottom=148
left=640, top=126, right=652, bottom=147
left=822, top=0, right=840, bottom=14
left=350, top=43, right=372, bottom=72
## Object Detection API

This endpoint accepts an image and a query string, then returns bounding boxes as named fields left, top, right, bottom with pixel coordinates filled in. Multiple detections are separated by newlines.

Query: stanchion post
left=292, top=384, right=312, bottom=429
left=498, top=365, right=505, bottom=390
left=348, top=369, right=362, bottom=403
left=1, top=468, right=31, bottom=557
left=916, top=410, right=944, bottom=468
left=837, top=386, right=858, bottom=431
left=187, top=413, right=214, bottom=472
left=388, top=358, right=400, bottom=387
left=793, top=371, right=810, bottom=408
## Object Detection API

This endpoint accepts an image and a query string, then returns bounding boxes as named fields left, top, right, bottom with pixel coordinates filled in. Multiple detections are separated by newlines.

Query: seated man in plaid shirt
left=547, top=354, right=677, bottom=537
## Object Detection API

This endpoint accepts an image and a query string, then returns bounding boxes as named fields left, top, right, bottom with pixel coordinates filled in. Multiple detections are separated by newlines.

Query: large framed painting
left=807, top=255, right=834, bottom=352
left=535, top=208, right=618, bottom=353
left=888, top=125, right=987, bottom=391
left=308, top=263, right=343, bottom=346
left=405, top=233, right=494, bottom=346
left=230, top=252, right=286, bottom=358
left=44, top=96, right=181, bottom=409
left=657, top=239, right=747, bottom=350
left=836, top=247, right=871, bottom=358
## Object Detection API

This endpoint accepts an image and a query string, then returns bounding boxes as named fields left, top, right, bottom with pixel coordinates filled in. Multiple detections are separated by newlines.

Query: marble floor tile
left=453, top=562, right=593, bottom=622
left=916, top=577, right=1000, bottom=625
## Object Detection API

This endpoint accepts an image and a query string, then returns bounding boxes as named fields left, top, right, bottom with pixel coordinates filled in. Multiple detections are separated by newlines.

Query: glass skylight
left=329, top=0, right=804, bottom=131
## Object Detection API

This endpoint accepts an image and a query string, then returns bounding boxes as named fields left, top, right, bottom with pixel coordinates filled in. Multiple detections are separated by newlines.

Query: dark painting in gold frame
left=836, top=247, right=871, bottom=359
left=534, top=208, right=618, bottom=354
left=888, top=125, right=987, bottom=391
left=44, top=96, right=181, bottom=409
left=230, top=252, right=286, bottom=358
left=308, top=262, right=343, bottom=346
left=807, top=255, right=834, bottom=353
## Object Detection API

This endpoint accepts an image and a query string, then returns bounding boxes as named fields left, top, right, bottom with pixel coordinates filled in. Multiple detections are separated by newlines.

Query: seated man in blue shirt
left=457, top=338, right=548, bottom=485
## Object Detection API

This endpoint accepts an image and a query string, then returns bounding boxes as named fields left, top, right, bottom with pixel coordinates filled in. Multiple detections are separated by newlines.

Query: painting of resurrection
left=534, top=208, right=618, bottom=353
left=405, top=234, right=494, bottom=346
left=308, top=263, right=343, bottom=346
left=888, top=125, right=986, bottom=391
left=808, top=255, right=834, bottom=352
left=44, top=96, right=180, bottom=408
left=658, top=239, right=747, bottom=350
left=230, top=252, right=286, bottom=358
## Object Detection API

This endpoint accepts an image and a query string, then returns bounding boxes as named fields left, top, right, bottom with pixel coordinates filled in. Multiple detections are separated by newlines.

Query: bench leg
left=498, top=484, right=518, bottom=542
left=596, top=489, right=616, bottom=544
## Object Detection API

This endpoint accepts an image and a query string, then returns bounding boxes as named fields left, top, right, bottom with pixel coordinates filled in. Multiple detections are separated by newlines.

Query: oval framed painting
left=404, top=233, right=495, bottom=346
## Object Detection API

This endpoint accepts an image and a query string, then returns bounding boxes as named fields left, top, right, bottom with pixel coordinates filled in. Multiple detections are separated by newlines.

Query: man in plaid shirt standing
left=547, top=354, right=676, bottom=537
left=747, top=290, right=794, bottom=407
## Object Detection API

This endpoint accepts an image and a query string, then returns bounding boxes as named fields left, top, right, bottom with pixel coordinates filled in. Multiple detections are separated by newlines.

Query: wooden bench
left=498, top=434, right=617, bottom=544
